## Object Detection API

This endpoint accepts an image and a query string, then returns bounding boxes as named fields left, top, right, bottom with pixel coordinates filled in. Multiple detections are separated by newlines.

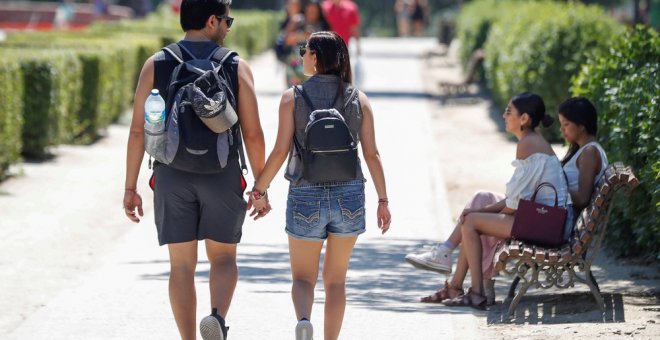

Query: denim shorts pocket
left=292, top=198, right=321, bottom=230
left=338, top=194, right=365, bottom=226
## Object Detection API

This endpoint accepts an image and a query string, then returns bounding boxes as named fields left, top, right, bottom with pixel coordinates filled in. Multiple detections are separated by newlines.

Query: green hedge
left=0, top=49, right=83, bottom=158
left=483, top=1, right=623, bottom=141
left=0, top=9, right=279, bottom=172
left=0, top=59, right=23, bottom=178
left=571, top=26, right=660, bottom=259
left=455, top=0, right=520, bottom=78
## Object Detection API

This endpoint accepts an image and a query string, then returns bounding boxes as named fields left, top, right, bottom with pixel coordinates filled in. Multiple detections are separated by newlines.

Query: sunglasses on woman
left=299, top=45, right=314, bottom=57
left=215, top=15, right=234, bottom=28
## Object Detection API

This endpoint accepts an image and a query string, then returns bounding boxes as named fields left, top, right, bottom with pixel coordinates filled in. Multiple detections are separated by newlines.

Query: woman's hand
left=247, top=190, right=271, bottom=220
left=377, top=202, right=391, bottom=234
left=458, top=208, right=478, bottom=224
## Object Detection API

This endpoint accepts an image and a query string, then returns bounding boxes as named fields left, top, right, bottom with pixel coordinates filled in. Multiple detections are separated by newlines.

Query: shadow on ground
left=488, top=292, right=626, bottom=324
left=136, top=238, right=483, bottom=315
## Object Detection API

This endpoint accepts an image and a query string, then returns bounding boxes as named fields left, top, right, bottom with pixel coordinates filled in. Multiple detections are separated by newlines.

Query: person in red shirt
left=321, top=0, right=360, bottom=47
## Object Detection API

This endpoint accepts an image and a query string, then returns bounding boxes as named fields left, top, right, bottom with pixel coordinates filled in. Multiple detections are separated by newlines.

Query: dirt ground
left=421, top=46, right=660, bottom=339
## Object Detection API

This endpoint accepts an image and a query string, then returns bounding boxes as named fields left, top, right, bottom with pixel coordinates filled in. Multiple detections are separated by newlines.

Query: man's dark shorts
left=152, top=160, right=247, bottom=246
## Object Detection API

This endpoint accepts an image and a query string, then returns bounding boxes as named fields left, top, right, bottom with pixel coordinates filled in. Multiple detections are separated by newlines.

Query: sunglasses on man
left=215, top=15, right=234, bottom=28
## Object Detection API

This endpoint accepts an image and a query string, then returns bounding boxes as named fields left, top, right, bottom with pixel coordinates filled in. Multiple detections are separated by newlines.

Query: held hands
left=377, top=199, right=391, bottom=234
left=123, top=189, right=144, bottom=223
left=246, top=188, right=271, bottom=220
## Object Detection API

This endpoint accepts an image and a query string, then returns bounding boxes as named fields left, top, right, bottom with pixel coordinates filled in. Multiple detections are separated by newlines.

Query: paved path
left=0, top=38, right=487, bottom=339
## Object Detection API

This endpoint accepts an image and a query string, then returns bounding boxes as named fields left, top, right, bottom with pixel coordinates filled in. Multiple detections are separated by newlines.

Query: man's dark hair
left=180, top=0, right=232, bottom=31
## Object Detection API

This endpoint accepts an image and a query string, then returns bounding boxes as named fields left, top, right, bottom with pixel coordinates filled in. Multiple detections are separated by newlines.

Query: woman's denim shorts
left=285, top=181, right=366, bottom=241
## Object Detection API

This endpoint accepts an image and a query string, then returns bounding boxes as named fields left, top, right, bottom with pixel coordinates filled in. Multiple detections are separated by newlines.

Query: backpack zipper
left=310, top=148, right=352, bottom=154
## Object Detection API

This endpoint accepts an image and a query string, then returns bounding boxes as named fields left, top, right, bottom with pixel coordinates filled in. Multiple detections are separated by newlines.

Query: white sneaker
left=295, top=319, right=313, bottom=340
left=405, top=244, right=453, bottom=274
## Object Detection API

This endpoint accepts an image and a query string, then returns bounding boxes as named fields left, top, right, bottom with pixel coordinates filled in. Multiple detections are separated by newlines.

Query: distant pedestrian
left=394, top=0, right=412, bottom=37
left=249, top=31, right=391, bottom=340
left=321, top=0, right=360, bottom=48
left=410, top=0, right=429, bottom=37
left=283, top=0, right=331, bottom=87
left=122, top=0, right=267, bottom=339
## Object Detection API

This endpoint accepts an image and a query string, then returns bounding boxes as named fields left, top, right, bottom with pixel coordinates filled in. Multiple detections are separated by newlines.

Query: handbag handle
left=530, top=182, right=559, bottom=207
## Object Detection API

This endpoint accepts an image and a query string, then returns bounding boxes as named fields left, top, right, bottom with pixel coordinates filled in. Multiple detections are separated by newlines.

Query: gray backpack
left=145, top=43, right=246, bottom=174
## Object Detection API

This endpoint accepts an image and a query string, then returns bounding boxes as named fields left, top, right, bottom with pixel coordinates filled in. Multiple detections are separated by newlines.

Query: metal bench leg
left=586, top=271, right=605, bottom=312
left=508, top=276, right=520, bottom=298
left=507, top=277, right=532, bottom=319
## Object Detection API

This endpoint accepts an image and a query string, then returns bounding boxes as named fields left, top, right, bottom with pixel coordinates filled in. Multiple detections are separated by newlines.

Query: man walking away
left=122, top=1, right=266, bottom=339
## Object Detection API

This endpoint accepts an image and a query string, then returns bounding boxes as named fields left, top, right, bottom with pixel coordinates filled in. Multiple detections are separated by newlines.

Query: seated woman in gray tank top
left=558, top=97, right=609, bottom=237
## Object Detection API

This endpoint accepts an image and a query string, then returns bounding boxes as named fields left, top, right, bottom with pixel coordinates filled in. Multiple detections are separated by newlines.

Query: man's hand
left=123, top=189, right=144, bottom=223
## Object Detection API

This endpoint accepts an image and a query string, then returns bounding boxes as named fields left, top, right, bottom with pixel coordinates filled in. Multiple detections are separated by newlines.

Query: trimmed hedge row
left=483, top=1, right=623, bottom=141
left=0, top=59, right=23, bottom=178
left=0, top=9, right=279, bottom=176
left=571, top=26, right=660, bottom=259
left=0, top=49, right=83, bottom=159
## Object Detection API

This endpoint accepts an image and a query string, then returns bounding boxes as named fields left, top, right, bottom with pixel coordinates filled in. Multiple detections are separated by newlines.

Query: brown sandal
left=420, top=280, right=464, bottom=303
left=442, top=288, right=487, bottom=310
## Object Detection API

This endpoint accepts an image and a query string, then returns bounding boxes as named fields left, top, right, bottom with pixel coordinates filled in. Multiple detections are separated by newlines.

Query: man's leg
left=205, top=239, right=238, bottom=318
left=168, top=240, right=198, bottom=340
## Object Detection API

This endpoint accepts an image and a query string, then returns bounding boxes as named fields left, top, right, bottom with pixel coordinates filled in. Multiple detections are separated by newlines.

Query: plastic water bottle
left=144, top=89, right=166, bottom=133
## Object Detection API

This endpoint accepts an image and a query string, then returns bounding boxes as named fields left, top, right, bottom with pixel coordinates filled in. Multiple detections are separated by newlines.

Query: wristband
left=251, top=188, right=267, bottom=201
left=378, top=198, right=389, bottom=204
left=125, top=188, right=137, bottom=192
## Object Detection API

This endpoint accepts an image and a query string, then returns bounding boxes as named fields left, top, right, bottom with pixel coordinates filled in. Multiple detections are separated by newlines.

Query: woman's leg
left=288, top=236, right=324, bottom=321
left=322, top=234, right=358, bottom=340
left=460, top=212, right=514, bottom=295
left=449, top=246, right=468, bottom=289
left=167, top=241, right=198, bottom=340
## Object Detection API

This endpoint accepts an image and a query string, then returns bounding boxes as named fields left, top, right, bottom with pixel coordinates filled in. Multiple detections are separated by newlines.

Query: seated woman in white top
left=558, top=97, right=609, bottom=238
left=440, top=92, right=571, bottom=309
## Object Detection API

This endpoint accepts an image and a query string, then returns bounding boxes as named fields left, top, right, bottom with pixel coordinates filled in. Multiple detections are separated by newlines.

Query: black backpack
left=293, top=85, right=359, bottom=183
left=144, top=43, right=247, bottom=174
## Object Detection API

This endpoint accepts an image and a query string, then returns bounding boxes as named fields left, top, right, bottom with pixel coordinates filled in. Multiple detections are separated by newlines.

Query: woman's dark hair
left=307, top=31, right=353, bottom=98
left=180, top=0, right=231, bottom=31
left=511, top=92, right=553, bottom=129
left=305, top=0, right=331, bottom=31
left=558, top=97, right=599, bottom=166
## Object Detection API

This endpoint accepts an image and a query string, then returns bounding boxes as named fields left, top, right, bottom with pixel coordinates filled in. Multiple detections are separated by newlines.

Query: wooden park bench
left=493, top=162, right=640, bottom=318
left=437, top=48, right=484, bottom=95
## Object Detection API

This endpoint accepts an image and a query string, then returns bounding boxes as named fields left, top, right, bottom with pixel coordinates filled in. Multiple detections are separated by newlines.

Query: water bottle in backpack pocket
left=144, top=89, right=171, bottom=163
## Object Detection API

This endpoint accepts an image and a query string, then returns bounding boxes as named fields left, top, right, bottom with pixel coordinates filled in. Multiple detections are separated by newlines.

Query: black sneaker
left=200, top=308, right=228, bottom=340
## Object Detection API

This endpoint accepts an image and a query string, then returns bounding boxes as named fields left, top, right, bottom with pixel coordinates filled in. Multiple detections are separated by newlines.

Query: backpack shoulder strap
left=210, top=47, right=237, bottom=65
left=162, top=43, right=186, bottom=63
left=342, top=87, right=359, bottom=110
left=294, top=85, right=316, bottom=112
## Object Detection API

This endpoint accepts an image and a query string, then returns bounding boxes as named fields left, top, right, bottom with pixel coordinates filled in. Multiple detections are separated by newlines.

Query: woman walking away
left=249, top=31, right=391, bottom=340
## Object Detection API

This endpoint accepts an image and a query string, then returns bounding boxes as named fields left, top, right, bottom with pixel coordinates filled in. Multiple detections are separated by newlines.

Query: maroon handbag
left=511, top=182, right=567, bottom=248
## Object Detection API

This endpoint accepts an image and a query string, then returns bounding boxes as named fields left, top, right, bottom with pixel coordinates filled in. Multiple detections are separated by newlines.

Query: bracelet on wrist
left=251, top=187, right=267, bottom=201
left=378, top=198, right=389, bottom=204
left=125, top=188, right=137, bottom=192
